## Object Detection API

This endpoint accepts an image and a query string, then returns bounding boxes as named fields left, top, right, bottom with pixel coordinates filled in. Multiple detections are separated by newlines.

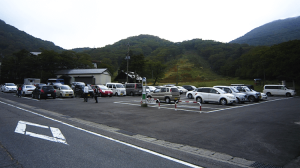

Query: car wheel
left=248, top=96, right=255, bottom=102
left=196, top=97, right=202, bottom=103
left=147, top=95, right=151, bottom=99
left=115, top=92, right=118, bottom=96
left=286, top=93, right=291, bottom=97
left=22, top=92, right=25, bottom=97
left=266, top=92, right=271, bottom=97
left=53, top=95, right=56, bottom=99
left=188, top=94, right=193, bottom=99
left=59, top=94, right=63, bottom=98
left=38, top=94, right=41, bottom=100
left=237, top=98, right=241, bottom=104
left=220, top=98, right=227, bottom=105
left=32, top=93, right=34, bottom=98
left=165, top=97, right=171, bottom=104
left=130, top=92, right=134, bottom=96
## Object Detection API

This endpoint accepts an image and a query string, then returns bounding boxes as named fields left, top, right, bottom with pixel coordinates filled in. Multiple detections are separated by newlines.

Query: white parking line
left=115, top=97, right=294, bottom=113
left=205, top=97, right=293, bottom=113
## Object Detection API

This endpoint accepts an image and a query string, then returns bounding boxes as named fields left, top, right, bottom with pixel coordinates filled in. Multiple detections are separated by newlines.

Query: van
left=106, top=83, right=126, bottom=96
left=263, top=85, right=296, bottom=97
left=124, top=83, right=142, bottom=96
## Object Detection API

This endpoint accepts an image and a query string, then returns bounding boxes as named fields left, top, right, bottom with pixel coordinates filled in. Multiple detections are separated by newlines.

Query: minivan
left=106, top=83, right=126, bottom=96
left=263, top=85, right=296, bottom=97
left=124, top=83, right=142, bottom=96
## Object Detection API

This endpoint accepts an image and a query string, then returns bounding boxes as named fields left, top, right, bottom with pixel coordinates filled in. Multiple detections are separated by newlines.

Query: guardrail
left=175, top=100, right=202, bottom=112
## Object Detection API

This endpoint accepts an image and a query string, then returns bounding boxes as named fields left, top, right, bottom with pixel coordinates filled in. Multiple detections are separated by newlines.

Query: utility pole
left=176, top=65, right=179, bottom=85
left=125, top=43, right=130, bottom=83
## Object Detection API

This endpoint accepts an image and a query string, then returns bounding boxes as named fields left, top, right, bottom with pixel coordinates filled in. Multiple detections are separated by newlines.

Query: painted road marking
left=1, top=100, right=202, bottom=168
left=15, top=120, right=68, bottom=145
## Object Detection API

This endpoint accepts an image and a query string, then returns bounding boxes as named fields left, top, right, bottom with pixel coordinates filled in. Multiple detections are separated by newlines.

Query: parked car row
left=186, top=84, right=269, bottom=105
left=2, top=82, right=296, bottom=104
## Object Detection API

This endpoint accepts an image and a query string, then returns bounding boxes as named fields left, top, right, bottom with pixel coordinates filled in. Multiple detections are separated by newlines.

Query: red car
left=92, top=85, right=113, bottom=97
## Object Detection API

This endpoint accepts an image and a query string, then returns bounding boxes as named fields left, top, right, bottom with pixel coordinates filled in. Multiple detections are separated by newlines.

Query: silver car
left=147, top=87, right=180, bottom=104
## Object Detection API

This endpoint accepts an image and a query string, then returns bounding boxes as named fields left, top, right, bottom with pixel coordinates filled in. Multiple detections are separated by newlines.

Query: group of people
left=83, top=85, right=99, bottom=103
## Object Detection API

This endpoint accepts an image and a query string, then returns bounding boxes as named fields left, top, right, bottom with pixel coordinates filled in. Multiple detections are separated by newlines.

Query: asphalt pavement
left=1, top=92, right=300, bottom=167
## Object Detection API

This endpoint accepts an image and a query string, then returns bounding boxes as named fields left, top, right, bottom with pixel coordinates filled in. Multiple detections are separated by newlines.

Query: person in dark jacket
left=17, top=85, right=22, bottom=97
left=94, top=86, right=99, bottom=103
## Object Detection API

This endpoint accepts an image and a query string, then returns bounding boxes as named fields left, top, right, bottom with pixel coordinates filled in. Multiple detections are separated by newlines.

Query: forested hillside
left=82, top=35, right=300, bottom=83
left=230, top=16, right=300, bottom=46
left=1, top=18, right=299, bottom=85
left=0, top=19, right=63, bottom=56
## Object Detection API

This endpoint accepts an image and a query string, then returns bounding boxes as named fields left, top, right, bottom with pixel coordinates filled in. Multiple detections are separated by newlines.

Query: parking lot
left=1, top=91, right=300, bottom=167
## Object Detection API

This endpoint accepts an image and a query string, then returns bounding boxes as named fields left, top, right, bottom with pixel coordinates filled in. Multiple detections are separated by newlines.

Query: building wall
left=57, top=72, right=111, bottom=85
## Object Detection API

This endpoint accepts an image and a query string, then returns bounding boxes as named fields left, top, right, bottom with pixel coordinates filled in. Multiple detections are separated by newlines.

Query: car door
left=159, top=88, right=167, bottom=100
left=151, top=88, right=161, bottom=99
left=277, top=86, right=285, bottom=95
left=208, top=88, right=220, bottom=102
left=200, top=88, right=210, bottom=101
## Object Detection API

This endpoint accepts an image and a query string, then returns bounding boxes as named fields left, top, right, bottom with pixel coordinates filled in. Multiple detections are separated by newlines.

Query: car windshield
left=231, top=87, right=239, bottom=93
left=6, top=83, right=15, bottom=86
left=244, top=87, right=251, bottom=92
left=26, top=85, right=35, bottom=88
left=116, top=84, right=124, bottom=88
left=100, top=86, right=109, bottom=90
left=61, top=86, right=71, bottom=90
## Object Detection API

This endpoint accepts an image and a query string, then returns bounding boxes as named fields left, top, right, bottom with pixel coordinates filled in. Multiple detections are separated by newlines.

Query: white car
left=54, top=85, right=74, bottom=98
left=146, top=86, right=156, bottom=92
left=2, top=83, right=17, bottom=93
left=260, top=92, right=268, bottom=100
left=186, top=89, right=198, bottom=99
left=213, top=86, right=248, bottom=103
left=22, top=85, right=36, bottom=96
left=194, top=87, right=236, bottom=105
left=106, top=83, right=126, bottom=96
left=177, top=86, right=188, bottom=95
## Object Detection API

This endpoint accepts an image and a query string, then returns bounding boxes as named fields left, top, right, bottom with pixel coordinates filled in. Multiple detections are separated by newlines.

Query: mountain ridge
left=229, top=16, right=300, bottom=46
left=0, top=19, right=64, bottom=56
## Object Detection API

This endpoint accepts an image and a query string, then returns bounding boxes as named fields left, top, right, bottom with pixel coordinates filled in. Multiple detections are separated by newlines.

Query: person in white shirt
left=84, top=85, right=89, bottom=102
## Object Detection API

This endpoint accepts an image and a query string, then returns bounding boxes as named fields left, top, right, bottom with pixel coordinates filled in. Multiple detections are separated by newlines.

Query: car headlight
left=227, top=95, right=235, bottom=99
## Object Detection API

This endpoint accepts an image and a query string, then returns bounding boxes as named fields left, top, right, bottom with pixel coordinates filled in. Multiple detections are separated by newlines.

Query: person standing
left=17, top=85, right=22, bottom=97
left=94, top=86, right=99, bottom=103
left=84, top=85, right=89, bottom=102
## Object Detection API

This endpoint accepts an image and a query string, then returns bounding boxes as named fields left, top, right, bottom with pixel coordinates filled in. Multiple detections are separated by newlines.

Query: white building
left=55, top=69, right=111, bottom=85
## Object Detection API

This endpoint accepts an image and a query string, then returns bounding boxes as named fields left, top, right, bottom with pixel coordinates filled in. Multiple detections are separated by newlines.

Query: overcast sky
left=1, top=0, right=300, bottom=49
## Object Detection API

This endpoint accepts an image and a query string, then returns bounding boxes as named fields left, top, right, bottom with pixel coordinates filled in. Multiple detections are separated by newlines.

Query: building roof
left=55, top=69, right=110, bottom=75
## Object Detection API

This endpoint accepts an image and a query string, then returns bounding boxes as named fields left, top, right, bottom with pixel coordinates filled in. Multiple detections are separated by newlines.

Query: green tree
left=146, top=60, right=167, bottom=85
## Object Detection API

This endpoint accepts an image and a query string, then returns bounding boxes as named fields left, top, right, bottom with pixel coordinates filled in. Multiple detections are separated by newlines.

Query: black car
left=182, top=85, right=197, bottom=91
left=74, top=84, right=94, bottom=98
left=32, top=85, right=56, bottom=99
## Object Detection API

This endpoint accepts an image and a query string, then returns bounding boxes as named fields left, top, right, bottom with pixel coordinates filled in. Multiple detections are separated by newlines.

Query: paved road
left=1, top=92, right=300, bottom=167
